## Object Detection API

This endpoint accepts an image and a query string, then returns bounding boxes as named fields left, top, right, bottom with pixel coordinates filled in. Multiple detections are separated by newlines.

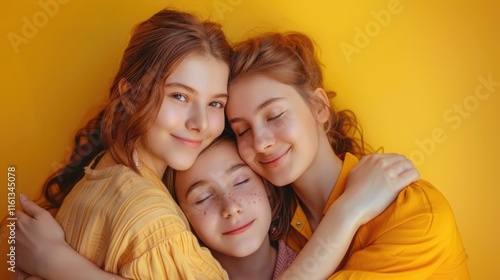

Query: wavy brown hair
left=41, top=9, right=232, bottom=211
left=229, top=32, right=372, bottom=158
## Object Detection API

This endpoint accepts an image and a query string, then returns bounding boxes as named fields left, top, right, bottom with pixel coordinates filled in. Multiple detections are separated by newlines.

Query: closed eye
left=268, top=111, right=284, bottom=121
left=237, top=128, right=250, bottom=137
left=234, top=178, right=249, bottom=187
left=195, top=195, right=212, bottom=205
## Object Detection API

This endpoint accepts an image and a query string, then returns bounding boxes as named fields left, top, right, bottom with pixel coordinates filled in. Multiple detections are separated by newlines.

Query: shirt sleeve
left=106, top=183, right=228, bottom=280
left=120, top=229, right=228, bottom=279
left=328, top=181, right=470, bottom=280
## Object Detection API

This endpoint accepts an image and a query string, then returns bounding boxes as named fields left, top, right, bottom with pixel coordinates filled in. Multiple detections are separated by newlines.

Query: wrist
left=333, top=193, right=367, bottom=228
left=37, top=242, right=75, bottom=279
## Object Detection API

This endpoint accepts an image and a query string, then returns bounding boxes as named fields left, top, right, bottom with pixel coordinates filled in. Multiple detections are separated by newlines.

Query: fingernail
left=20, top=193, right=27, bottom=201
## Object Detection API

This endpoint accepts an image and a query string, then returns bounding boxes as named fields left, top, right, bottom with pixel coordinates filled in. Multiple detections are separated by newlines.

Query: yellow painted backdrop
left=1, top=0, right=498, bottom=279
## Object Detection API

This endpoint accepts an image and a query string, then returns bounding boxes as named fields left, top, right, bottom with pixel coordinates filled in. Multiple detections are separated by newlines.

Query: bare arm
left=15, top=195, right=128, bottom=280
left=277, top=153, right=420, bottom=280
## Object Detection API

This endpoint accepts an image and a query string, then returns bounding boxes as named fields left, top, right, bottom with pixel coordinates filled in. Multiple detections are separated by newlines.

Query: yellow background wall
left=1, top=0, right=498, bottom=278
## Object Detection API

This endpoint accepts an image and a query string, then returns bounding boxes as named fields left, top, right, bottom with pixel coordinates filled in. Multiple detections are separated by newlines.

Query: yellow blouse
left=286, top=153, right=470, bottom=279
left=55, top=158, right=228, bottom=279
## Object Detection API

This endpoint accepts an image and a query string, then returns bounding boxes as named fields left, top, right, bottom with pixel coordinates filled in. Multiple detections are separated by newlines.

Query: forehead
left=227, top=74, right=298, bottom=115
left=176, top=141, right=243, bottom=183
left=165, top=53, right=229, bottom=93
left=229, top=74, right=290, bottom=97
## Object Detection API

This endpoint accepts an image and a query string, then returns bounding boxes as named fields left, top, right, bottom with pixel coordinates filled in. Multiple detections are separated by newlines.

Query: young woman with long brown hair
left=13, top=11, right=421, bottom=280
left=15, top=8, right=233, bottom=279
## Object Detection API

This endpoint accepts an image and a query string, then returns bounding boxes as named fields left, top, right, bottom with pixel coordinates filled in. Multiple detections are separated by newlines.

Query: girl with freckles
left=16, top=127, right=415, bottom=280
left=165, top=131, right=298, bottom=280
left=14, top=9, right=421, bottom=280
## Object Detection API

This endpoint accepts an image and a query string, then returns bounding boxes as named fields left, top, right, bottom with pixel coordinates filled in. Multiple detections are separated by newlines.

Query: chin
left=266, top=173, right=295, bottom=187
left=272, top=164, right=306, bottom=187
left=228, top=244, right=261, bottom=258
left=170, top=157, right=196, bottom=171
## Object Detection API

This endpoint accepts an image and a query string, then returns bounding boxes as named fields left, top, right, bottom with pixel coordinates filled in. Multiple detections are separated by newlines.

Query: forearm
left=277, top=196, right=362, bottom=280
left=39, top=244, right=128, bottom=280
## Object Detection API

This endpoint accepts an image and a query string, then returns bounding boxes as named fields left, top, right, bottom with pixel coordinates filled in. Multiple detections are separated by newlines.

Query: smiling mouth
left=223, top=221, right=254, bottom=235
left=259, top=148, right=290, bottom=168
left=172, top=135, right=203, bottom=148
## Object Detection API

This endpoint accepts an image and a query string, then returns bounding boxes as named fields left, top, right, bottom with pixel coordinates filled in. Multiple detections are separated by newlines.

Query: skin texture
left=175, top=141, right=272, bottom=257
left=136, top=53, right=229, bottom=177
left=13, top=152, right=419, bottom=280
left=13, top=53, right=231, bottom=280
left=227, top=74, right=340, bottom=230
left=175, top=141, right=277, bottom=279
left=227, top=74, right=324, bottom=187
left=13, top=43, right=420, bottom=280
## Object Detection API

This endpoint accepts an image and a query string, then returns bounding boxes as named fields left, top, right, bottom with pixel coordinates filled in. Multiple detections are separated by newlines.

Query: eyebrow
left=165, top=83, right=228, bottom=99
left=184, top=163, right=248, bottom=198
left=229, top=97, right=283, bottom=124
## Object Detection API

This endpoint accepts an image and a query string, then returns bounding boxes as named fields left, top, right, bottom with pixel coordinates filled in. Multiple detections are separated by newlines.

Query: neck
left=291, top=133, right=342, bottom=231
left=136, top=148, right=167, bottom=178
left=212, top=236, right=277, bottom=280
left=94, top=152, right=116, bottom=169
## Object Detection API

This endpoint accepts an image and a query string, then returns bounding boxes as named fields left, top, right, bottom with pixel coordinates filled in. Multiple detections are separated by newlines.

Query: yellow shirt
left=56, top=158, right=228, bottom=279
left=286, top=153, right=470, bottom=279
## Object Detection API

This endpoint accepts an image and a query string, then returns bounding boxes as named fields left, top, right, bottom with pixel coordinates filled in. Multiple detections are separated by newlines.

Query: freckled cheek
left=240, top=187, right=268, bottom=207
left=184, top=207, right=220, bottom=227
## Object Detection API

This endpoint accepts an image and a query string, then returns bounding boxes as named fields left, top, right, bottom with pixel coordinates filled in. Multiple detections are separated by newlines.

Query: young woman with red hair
left=13, top=11, right=421, bottom=280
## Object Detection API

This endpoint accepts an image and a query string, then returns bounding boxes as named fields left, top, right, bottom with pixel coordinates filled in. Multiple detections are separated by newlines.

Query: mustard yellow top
left=55, top=157, right=228, bottom=279
left=286, top=153, right=470, bottom=279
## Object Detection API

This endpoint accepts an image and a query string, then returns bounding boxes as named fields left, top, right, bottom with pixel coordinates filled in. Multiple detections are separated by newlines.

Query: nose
left=220, top=194, right=243, bottom=218
left=253, top=125, right=274, bottom=152
left=186, top=104, right=208, bottom=132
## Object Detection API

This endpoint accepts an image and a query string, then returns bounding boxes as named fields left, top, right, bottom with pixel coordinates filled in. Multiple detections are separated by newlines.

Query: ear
left=311, top=88, right=331, bottom=124
left=118, top=78, right=131, bottom=95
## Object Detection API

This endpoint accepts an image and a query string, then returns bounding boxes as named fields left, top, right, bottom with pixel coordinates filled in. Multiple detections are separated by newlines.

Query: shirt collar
left=290, top=153, right=360, bottom=239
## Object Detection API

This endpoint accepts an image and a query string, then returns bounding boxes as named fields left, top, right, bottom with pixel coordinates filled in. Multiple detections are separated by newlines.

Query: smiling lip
left=223, top=221, right=254, bottom=235
left=172, top=135, right=202, bottom=148
left=259, top=148, right=290, bottom=169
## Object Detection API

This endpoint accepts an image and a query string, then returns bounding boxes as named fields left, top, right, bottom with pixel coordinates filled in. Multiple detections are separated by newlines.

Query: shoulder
left=395, top=179, right=452, bottom=215
left=71, top=164, right=189, bottom=234
left=278, top=239, right=298, bottom=261
left=111, top=175, right=188, bottom=232
left=376, top=179, right=459, bottom=236
left=92, top=165, right=174, bottom=208
left=274, top=240, right=298, bottom=278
